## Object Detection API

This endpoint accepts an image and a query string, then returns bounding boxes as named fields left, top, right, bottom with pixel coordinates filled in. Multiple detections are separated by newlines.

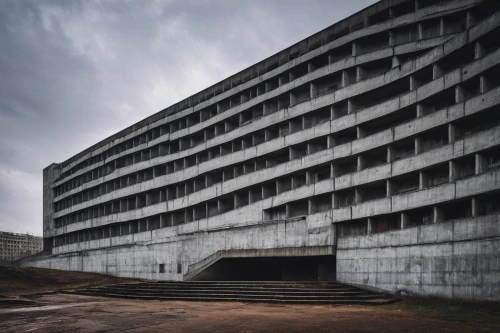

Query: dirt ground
left=1, top=267, right=499, bottom=332
left=0, top=266, right=136, bottom=296
left=0, top=293, right=498, bottom=333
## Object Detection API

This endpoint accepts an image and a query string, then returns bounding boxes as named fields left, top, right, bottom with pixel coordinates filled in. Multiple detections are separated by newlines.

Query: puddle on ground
left=0, top=303, right=85, bottom=314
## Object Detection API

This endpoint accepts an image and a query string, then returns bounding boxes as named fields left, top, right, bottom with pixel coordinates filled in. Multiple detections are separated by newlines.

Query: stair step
left=65, top=281, right=396, bottom=306
left=80, top=290, right=383, bottom=299
left=86, top=288, right=373, bottom=296
left=69, top=291, right=397, bottom=305
left=97, top=286, right=361, bottom=292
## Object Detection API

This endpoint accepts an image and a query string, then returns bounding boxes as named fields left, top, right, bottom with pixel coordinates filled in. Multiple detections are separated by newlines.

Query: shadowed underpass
left=192, top=255, right=336, bottom=281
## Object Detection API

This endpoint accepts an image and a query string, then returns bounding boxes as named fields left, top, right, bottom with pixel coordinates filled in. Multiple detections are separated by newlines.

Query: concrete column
left=480, top=75, right=490, bottom=94
left=289, top=93, right=296, bottom=107
left=448, top=123, right=457, bottom=143
left=433, top=206, right=444, bottom=223
left=352, top=42, right=359, bottom=57
left=367, top=218, right=374, bottom=234
left=417, top=23, right=423, bottom=40
left=386, top=179, right=394, bottom=197
left=341, top=70, right=350, bottom=87
left=265, top=82, right=272, bottom=93
left=419, top=171, right=428, bottom=189
left=263, top=102, right=270, bottom=115
left=308, top=198, right=314, bottom=215
left=355, top=187, right=363, bottom=204
left=439, top=17, right=445, bottom=36
left=356, top=66, right=365, bottom=82
left=409, top=75, right=419, bottom=90
left=285, top=204, right=291, bottom=219
left=262, top=185, right=269, bottom=200
left=455, top=85, right=466, bottom=103
left=347, top=99, right=356, bottom=114
left=401, top=212, right=410, bottom=229
left=416, top=103, right=425, bottom=117
left=356, top=126, right=366, bottom=139
left=357, top=155, right=365, bottom=172
left=278, top=75, right=286, bottom=86
left=306, top=170, right=313, bottom=185
left=432, top=64, right=443, bottom=80
left=449, top=160, right=459, bottom=182
left=310, top=82, right=318, bottom=98
left=466, top=11, right=475, bottom=29
left=392, top=56, right=401, bottom=68
left=475, top=153, right=487, bottom=174
left=389, top=31, right=394, bottom=46
left=475, top=41, right=485, bottom=60
left=388, top=7, right=395, bottom=18
left=471, top=197, right=480, bottom=217
left=387, top=146, right=394, bottom=163
left=327, top=136, right=335, bottom=149
left=415, top=137, right=423, bottom=154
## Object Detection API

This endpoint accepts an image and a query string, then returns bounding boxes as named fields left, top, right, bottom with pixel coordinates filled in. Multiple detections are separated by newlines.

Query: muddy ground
left=0, top=293, right=499, bottom=333
left=1, top=267, right=499, bottom=332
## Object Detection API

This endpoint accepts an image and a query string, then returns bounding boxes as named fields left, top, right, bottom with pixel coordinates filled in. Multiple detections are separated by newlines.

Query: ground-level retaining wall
left=28, top=216, right=335, bottom=281
left=336, top=214, right=500, bottom=301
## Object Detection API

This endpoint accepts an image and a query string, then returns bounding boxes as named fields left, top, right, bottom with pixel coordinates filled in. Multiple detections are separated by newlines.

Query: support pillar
left=433, top=206, right=444, bottom=223
left=471, top=197, right=480, bottom=217
left=449, top=160, right=459, bottom=182
left=475, top=153, right=487, bottom=174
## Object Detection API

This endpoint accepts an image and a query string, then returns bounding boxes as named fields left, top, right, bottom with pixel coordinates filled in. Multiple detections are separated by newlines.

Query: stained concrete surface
left=1, top=294, right=499, bottom=333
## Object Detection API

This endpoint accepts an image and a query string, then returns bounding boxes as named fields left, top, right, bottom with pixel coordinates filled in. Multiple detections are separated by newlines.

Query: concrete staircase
left=67, top=281, right=398, bottom=305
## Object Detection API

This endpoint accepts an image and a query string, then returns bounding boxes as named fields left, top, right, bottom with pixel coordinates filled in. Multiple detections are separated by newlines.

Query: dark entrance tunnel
left=192, top=255, right=336, bottom=281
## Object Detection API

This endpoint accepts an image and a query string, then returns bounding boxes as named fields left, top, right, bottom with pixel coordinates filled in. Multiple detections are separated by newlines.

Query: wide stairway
left=68, top=281, right=397, bottom=305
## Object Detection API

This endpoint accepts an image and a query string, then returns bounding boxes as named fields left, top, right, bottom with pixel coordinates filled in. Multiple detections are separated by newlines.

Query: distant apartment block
left=0, top=232, right=42, bottom=261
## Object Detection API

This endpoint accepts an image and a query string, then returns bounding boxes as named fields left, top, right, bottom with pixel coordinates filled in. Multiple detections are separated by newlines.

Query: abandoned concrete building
left=31, top=0, right=500, bottom=301
left=0, top=232, right=42, bottom=261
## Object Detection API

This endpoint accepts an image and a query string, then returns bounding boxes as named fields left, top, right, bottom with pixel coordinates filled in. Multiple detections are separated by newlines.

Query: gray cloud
left=0, top=0, right=375, bottom=236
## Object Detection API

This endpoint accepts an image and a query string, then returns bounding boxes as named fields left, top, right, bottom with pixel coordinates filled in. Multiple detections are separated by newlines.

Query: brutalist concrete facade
left=0, top=231, right=42, bottom=261
left=32, top=0, right=500, bottom=300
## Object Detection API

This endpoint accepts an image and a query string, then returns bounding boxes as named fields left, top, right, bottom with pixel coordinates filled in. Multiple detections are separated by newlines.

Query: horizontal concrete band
left=56, top=0, right=473, bottom=176
left=52, top=85, right=500, bottom=221
left=54, top=3, right=486, bottom=188
left=51, top=160, right=500, bottom=242
left=51, top=30, right=500, bottom=207
left=337, top=213, right=500, bottom=250
left=51, top=116, right=500, bottom=233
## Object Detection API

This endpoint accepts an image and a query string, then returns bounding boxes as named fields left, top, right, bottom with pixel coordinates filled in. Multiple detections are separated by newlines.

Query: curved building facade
left=34, top=0, right=500, bottom=300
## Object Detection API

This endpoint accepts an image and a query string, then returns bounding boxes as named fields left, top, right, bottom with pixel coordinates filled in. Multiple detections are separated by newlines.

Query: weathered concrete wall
left=29, top=215, right=335, bottom=281
left=336, top=214, right=500, bottom=301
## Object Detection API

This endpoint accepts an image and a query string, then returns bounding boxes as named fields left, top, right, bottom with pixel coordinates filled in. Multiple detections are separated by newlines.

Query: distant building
left=0, top=232, right=43, bottom=261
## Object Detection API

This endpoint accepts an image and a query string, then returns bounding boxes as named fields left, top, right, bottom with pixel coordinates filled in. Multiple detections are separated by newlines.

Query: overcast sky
left=0, top=0, right=375, bottom=236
